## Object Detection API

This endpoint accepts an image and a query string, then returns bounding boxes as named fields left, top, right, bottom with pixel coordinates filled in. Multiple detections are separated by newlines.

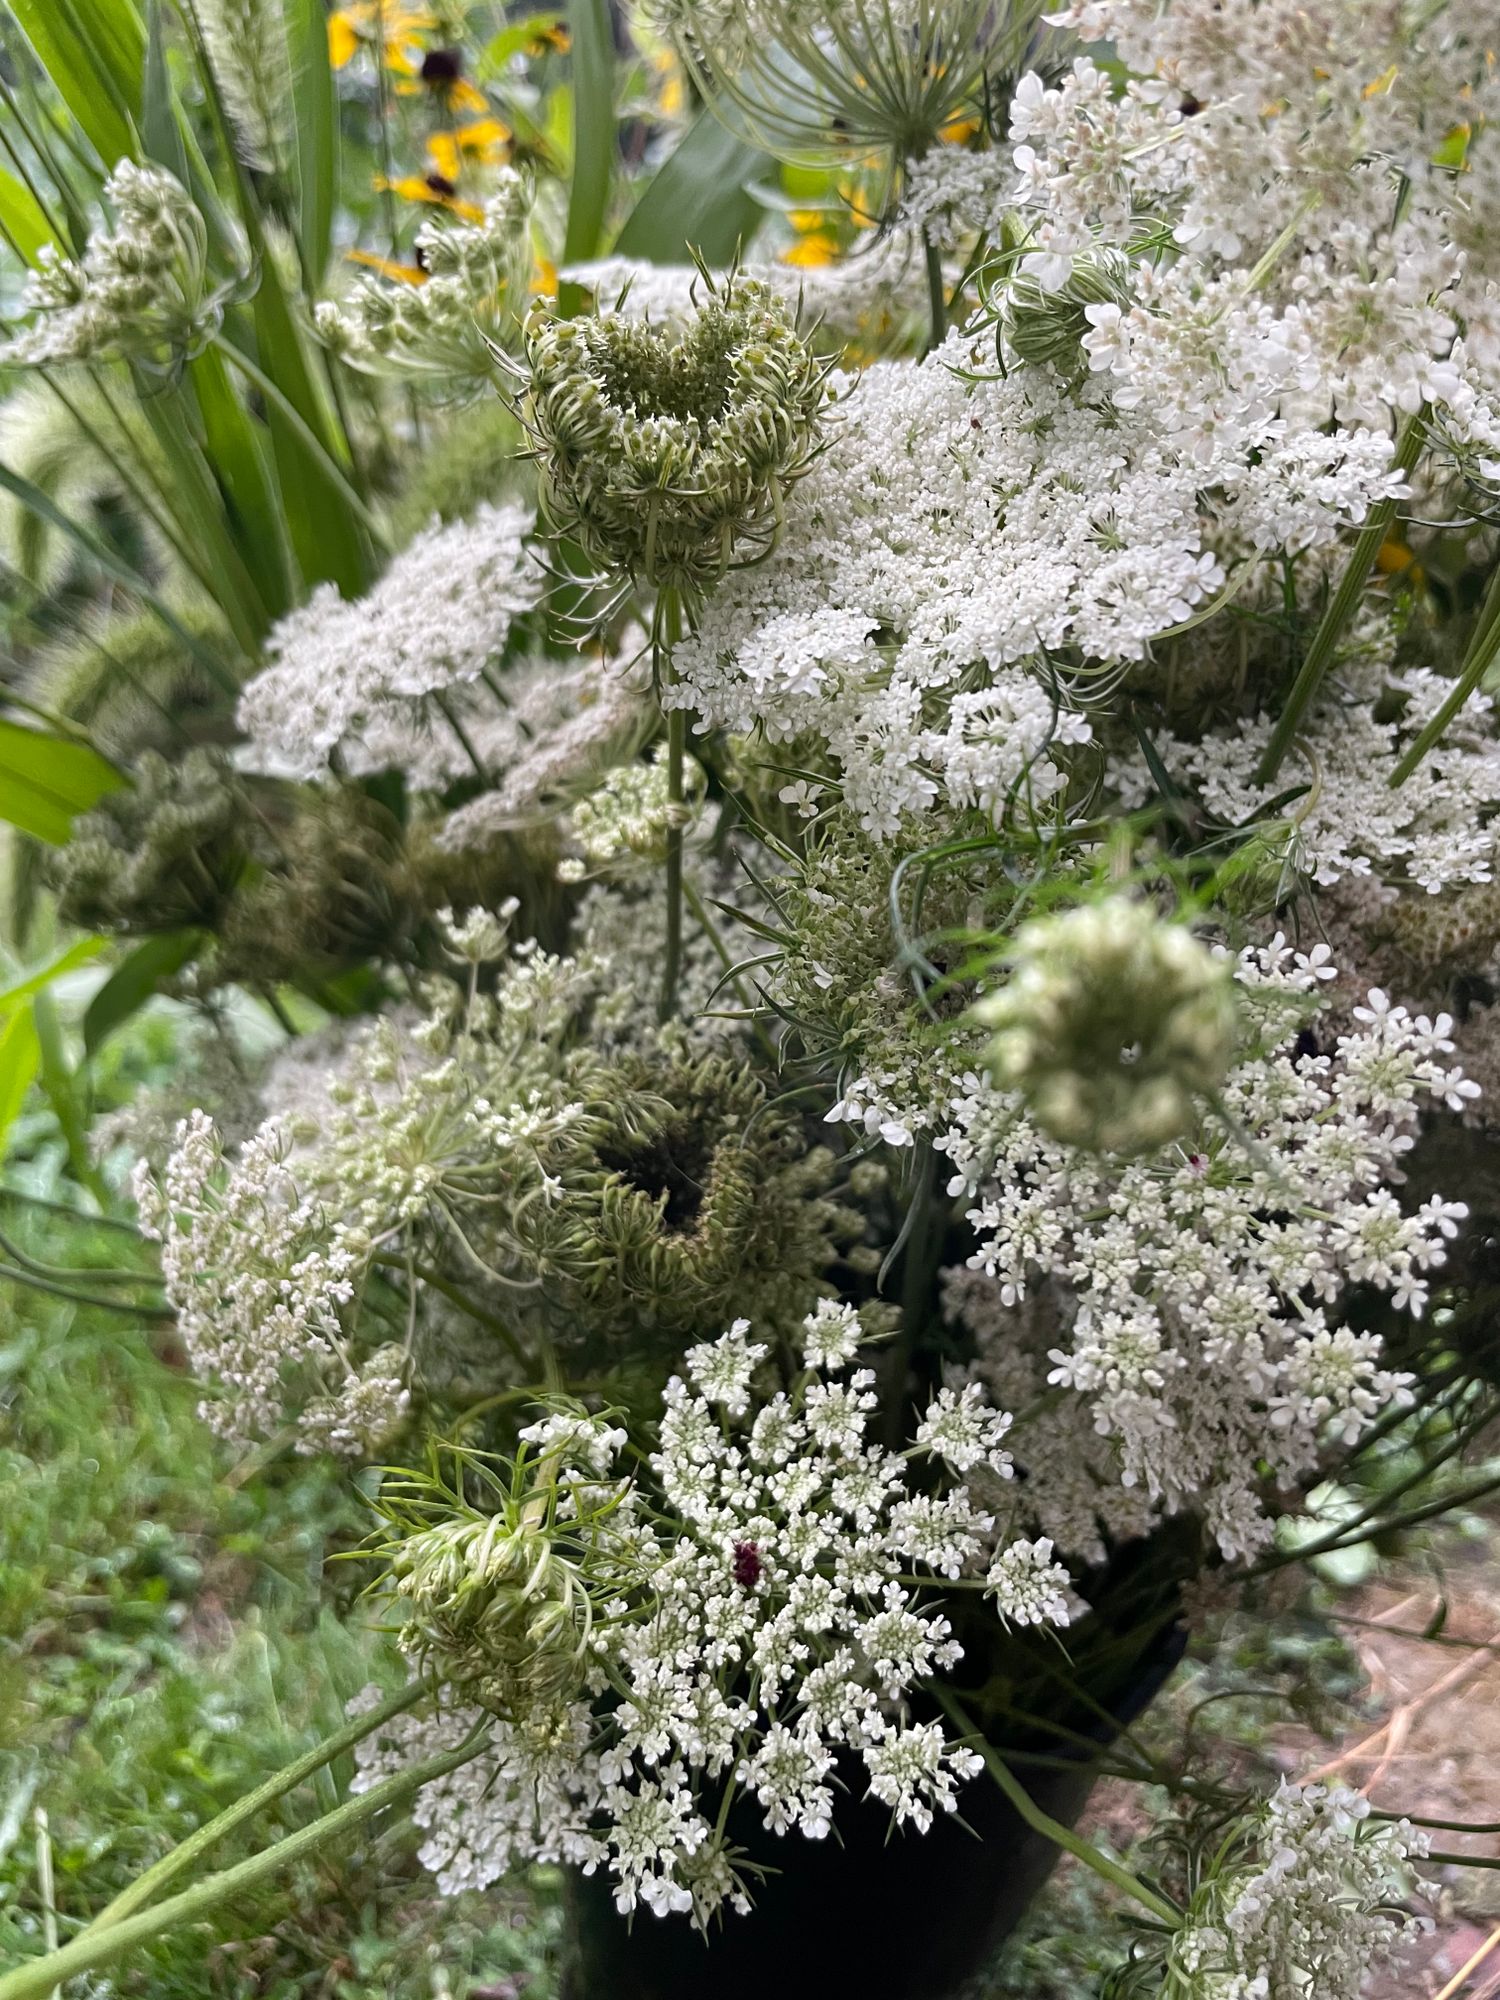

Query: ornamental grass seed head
left=513, top=273, right=835, bottom=612
left=976, top=897, right=1238, bottom=1155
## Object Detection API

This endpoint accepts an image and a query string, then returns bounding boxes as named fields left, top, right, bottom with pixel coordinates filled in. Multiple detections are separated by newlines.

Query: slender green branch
left=1390, top=550, right=1500, bottom=784
left=922, top=225, right=946, bottom=355
left=0, top=1225, right=160, bottom=1290
left=931, top=1687, right=1181, bottom=1927
left=371, top=1251, right=537, bottom=1374
left=0, top=1718, right=484, bottom=2000
left=656, top=587, right=687, bottom=1023
left=1255, top=406, right=1428, bottom=784
left=82, top=1680, right=432, bottom=1934
left=0, top=1264, right=172, bottom=1321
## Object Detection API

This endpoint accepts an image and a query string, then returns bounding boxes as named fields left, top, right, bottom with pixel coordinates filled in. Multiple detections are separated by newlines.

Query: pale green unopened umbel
left=976, top=898, right=1238, bottom=1155
left=515, top=275, right=834, bottom=608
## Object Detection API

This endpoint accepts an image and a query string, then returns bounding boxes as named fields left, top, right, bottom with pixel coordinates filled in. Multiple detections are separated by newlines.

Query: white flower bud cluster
left=236, top=501, right=541, bottom=778
left=558, top=747, right=701, bottom=880
left=976, top=898, right=1239, bottom=1155
left=2, top=162, right=232, bottom=368
left=315, top=175, right=534, bottom=383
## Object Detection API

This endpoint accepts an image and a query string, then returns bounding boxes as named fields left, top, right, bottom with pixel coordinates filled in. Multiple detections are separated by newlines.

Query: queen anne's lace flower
left=514, top=275, right=834, bottom=605
left=236, top=502, right=541, bottom=778
left=943, top=939, right=1473, bottom=1556
left=670, top=330, right=1400, bottom=838
left=1164, top=1782, right=1429, bottom=2000
left=350, top=1323, right=1063, bottom=1927
left=316, top=176, right=534, bottom=381
left=2, top=162, right=236, bottom=367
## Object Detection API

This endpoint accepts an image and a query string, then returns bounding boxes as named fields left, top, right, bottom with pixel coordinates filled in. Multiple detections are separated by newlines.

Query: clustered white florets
left=350, top=1326, right=1064, bottom=1926
left=669, top=332, right=1400, bottom=839
left=1165, top=1781, right=1430, bottom=2000
left=236, top=502, right=542, bottom=778
left=942, top=939, right=1474, bottom=1558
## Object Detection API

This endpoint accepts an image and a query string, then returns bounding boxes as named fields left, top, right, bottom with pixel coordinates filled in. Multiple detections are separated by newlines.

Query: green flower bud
left=1003, top=248, right=1133, bottom=372
left=515, top=274, right=835, bottom=608
left=976, top=898, right=1237, bottom=1155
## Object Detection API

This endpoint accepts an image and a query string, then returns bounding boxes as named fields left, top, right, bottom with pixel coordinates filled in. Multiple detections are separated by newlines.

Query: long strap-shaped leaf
left=1390, top=552, right=1500, bottom=785
left=1255, top=405, right=1428, bottom=784
left=558, top=0, right=617, bottom=314
left=612, top=109, right=769, bottom=267
left=8, top=0, right=143, bottom=168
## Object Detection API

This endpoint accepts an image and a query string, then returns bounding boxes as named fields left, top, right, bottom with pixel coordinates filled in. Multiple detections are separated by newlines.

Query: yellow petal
left=458, top=114, right=511, bottom=154
left=428, top=131, right=462, bottom=180
left=782, top=233, right=839, bottom=268
left=328, top=12, right=359, bottom=67
left=347, top=247, right=427, bottom=285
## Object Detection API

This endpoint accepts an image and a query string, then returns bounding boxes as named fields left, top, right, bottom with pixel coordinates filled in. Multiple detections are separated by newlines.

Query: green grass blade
left=80, top=1679, right=430, bottom=1933
left=0, top=1717, right=483, bottom=2000
left=33, top=991, right=109, bottom=1200
left=559, top=0, right=616, bottom=312
left=612, top=110, right=768, bottom=266
left=285, top=0, right=337, bottom=287
left=140, top=0, right=188, bottom=182
left=0, top=1007, right=41, bottom=1158
left=9, top=0, right=143, bottom=167
left=83, top=929, right=201, bottom=1056
left=0, top=165, right=55, bottom=263
left=0, top=429, right=243, bottom=684
left=187, top=343, right=293, bottom=618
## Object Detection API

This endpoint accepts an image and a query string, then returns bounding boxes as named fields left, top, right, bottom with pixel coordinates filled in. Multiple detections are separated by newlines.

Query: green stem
left=0, top=1226, right=155, bottom=1290
left=922, top=225, right=946, bottom=355
left=1389, top=550, right=1500, bottom=784
left=1255, top=405, right=1427, bottom=784
left=885, top=1142, right=938, bottom=1448
left=931, top=1688, right=1180, bottom=1928
left=657, top=589, right=686, bottom=1024
left=210, top=336, right=387, bottom=544
left=0, top=1264, right=172, bottom=1320
left=82, top=1680, right=431, bottom=1935
left=0, top=1718, right=483, bottom=2000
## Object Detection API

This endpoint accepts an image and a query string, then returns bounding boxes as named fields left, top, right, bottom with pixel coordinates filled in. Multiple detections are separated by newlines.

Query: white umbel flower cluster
left=236, top=502, right=542, bottom=778
left=1165, top=1782, right=1429, bottom=2000
left=1, top=162, right=232, bottom=368
left=942, top=938, right=1475, bottom=1558
left=670, top=332, right=1400, bottom=839
left=350, top=1316, right=1063, bottom=1927
left=315, top=176, right=534, bottom=381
